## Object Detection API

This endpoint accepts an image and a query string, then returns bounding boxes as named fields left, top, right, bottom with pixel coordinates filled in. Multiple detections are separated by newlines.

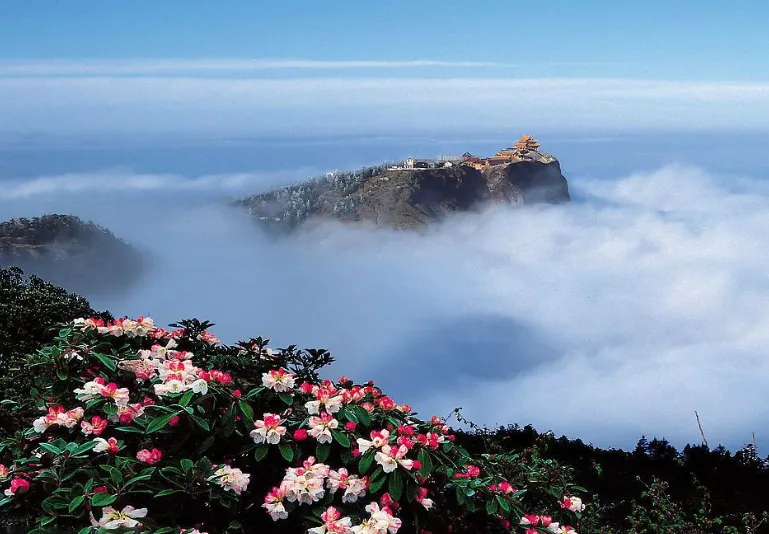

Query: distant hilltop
left=234, top=135, right=570, bottom=231
left=0, top=214, right=145, bottom=296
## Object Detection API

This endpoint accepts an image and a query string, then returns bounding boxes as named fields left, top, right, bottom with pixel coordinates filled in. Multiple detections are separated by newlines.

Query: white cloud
left=0, top=169, right=313, bottom=199
left=6, top=163, right=769, bottom=451
left=0, top=77, right=767, bottom=135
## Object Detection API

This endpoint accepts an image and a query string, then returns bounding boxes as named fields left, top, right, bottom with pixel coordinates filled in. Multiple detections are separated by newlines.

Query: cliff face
left=0, top=214, right=145, bottom=296
left=236, top=153, right=570, bottom=231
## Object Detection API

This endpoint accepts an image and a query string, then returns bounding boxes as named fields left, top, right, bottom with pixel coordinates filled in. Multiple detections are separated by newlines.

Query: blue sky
left=1, top=2, right=768, bottom=137
left=3, top=1, right=768, bottom=80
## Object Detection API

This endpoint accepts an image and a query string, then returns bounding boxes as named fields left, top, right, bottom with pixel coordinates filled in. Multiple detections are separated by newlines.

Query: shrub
left=0, top=266, right=112, bottom=438
left=0, top=316, right=585, bottom=533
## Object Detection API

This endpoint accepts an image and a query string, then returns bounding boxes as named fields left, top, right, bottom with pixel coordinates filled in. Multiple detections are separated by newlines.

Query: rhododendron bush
left=0, top=317, right=586, bottom=533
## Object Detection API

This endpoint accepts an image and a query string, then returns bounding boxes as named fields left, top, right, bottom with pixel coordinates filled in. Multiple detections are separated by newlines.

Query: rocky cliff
left=0, top=214, right=144, bottom=296
left=236, top=152, right=570, bottom=231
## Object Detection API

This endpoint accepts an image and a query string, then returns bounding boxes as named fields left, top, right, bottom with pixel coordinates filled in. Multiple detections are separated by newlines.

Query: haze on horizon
left=2, top=1, right=769, bottom=452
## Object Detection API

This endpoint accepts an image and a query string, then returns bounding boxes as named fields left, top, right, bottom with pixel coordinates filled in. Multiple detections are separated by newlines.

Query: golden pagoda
left=513, top=134, right=540, bottom=155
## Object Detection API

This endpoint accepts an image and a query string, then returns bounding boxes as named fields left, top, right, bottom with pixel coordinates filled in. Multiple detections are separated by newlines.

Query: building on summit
left=460, top=135, right=542, bottom=169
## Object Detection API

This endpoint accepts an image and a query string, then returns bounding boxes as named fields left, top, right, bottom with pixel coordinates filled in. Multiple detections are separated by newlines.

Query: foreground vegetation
left=1, top=266, right=768, bottom=533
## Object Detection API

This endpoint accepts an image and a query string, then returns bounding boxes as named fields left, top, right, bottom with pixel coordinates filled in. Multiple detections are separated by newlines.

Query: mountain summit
left=236, top=136, right=570, bottom=231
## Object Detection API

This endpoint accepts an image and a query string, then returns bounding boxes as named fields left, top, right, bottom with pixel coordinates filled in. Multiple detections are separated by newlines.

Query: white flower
left=191, top=378, right=209, bottom=395
left=32, top=416, right=49, bottom=433
left=91, top=505, right=147, bottom=529
left=208, top=465, right=250, bottom=495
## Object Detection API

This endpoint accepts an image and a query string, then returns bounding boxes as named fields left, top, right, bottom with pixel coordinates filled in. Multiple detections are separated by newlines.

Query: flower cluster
left=32, top=404, right=84, bottom=433
left=0, top=316, right=586, bottom=533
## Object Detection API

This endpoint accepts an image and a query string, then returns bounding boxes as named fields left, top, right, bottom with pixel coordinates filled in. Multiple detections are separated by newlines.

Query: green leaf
left=278, top=392, right=294, bottom=405
left=107, top=466, right=123, bottom=486
left=496, top=495, right=511, bottom=513
left=90, top=493, right=117, bottom=507
left=342, top=407, right=359, bottom=423
left=146, top=412, right=179, bottom=434
left=74, top=441, right=98, bottom=455
left=254, top=444, right=269, bottom=462
left=101, top=403, right=118, bottom=417
left=358, top=451, right=374, bottom=474
left=114, top=426, right=145, bottom=434
left=179, top=389, right=195, bottom=407
left=279, top=443, right=294, bottom=462
left=0, top=497, right=12, bottom=508
left=355, top=406, right=371, bottom=427
left=154, top=489, right=184, bottom=498
left=68, top=495, right=86, bottom=513
left=486, top=498, right=498, bottom=515
left=316, top=442, right=331, bottom=462
left=39, top=442, right=63, bottom=455
left=417, top=448, right=433, bottom=477
left=368, top=474, right=386, bottom=494
left=238, top=400, right=254, bottom=425
left=331, top=429, right=350, bottom=448
left=388, top=471, right=403, bottom=501
left=78, top=527, right=92, bottom=534
left=124, top=473, right=154, bottom=487
left=180, top=459, right=194, bottom=473
left=190, top=414, right=210, bottom=431
left=93, top=352, right=116, bottom=372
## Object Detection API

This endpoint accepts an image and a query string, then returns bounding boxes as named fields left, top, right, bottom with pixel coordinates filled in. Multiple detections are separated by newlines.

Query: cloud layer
left=1, top=75, right=768, bottom=135
left=5, top=162, right=769, bottom=451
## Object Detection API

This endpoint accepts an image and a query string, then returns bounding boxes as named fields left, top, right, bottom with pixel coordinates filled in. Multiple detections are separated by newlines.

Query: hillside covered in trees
left=0, top=214, right=145, bottom=297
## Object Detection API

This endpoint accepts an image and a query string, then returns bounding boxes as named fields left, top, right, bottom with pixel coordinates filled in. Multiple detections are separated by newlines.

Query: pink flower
left=262, top=486, right=288, bottom=521
left=0, top=465, right=8, bottom=479
left=498, top=481, right=516, bottom=494
left=520, top=514, right=540, bottom=526
left=561, top=496, right=585, bottom=513
left=93, top=437, right=119, bottom=454
left=99, top=382, right=131, bottom=405
left=262, top=369, right=295, bottom=392
left=357, top=429, right=390, bottom=455
left=232, top=389, right=242, bottom=399
left=136, top=448, right=163, bottom=465
left=374, top=444, right=414, bottom=473
left=298, top=382, right=315, bottom=394
left=167, top=415, right=180, bottom=427
left=308, top=412, right=339, bottom=444
left=344, top=421, right=357, bottom=432
left=415, top=487, right=434, bottom=510
left=251, top=414, right=287, bottom=445
left=308, top=506, right=353, bottom=534
left=197, top=331, right=220, bottom=345
left=3, top=478, right=30, bottom=496
left=293, top=429, right=308, bottom=441
left=81, top=416, right=108, bottom=436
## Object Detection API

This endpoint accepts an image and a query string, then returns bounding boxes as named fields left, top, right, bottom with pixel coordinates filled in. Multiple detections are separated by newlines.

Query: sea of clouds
left=3, top=162, right=769, bottom=452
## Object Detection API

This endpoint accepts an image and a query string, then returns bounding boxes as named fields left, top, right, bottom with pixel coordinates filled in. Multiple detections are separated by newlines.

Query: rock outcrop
left=236, top=152, right=570, bottom=232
